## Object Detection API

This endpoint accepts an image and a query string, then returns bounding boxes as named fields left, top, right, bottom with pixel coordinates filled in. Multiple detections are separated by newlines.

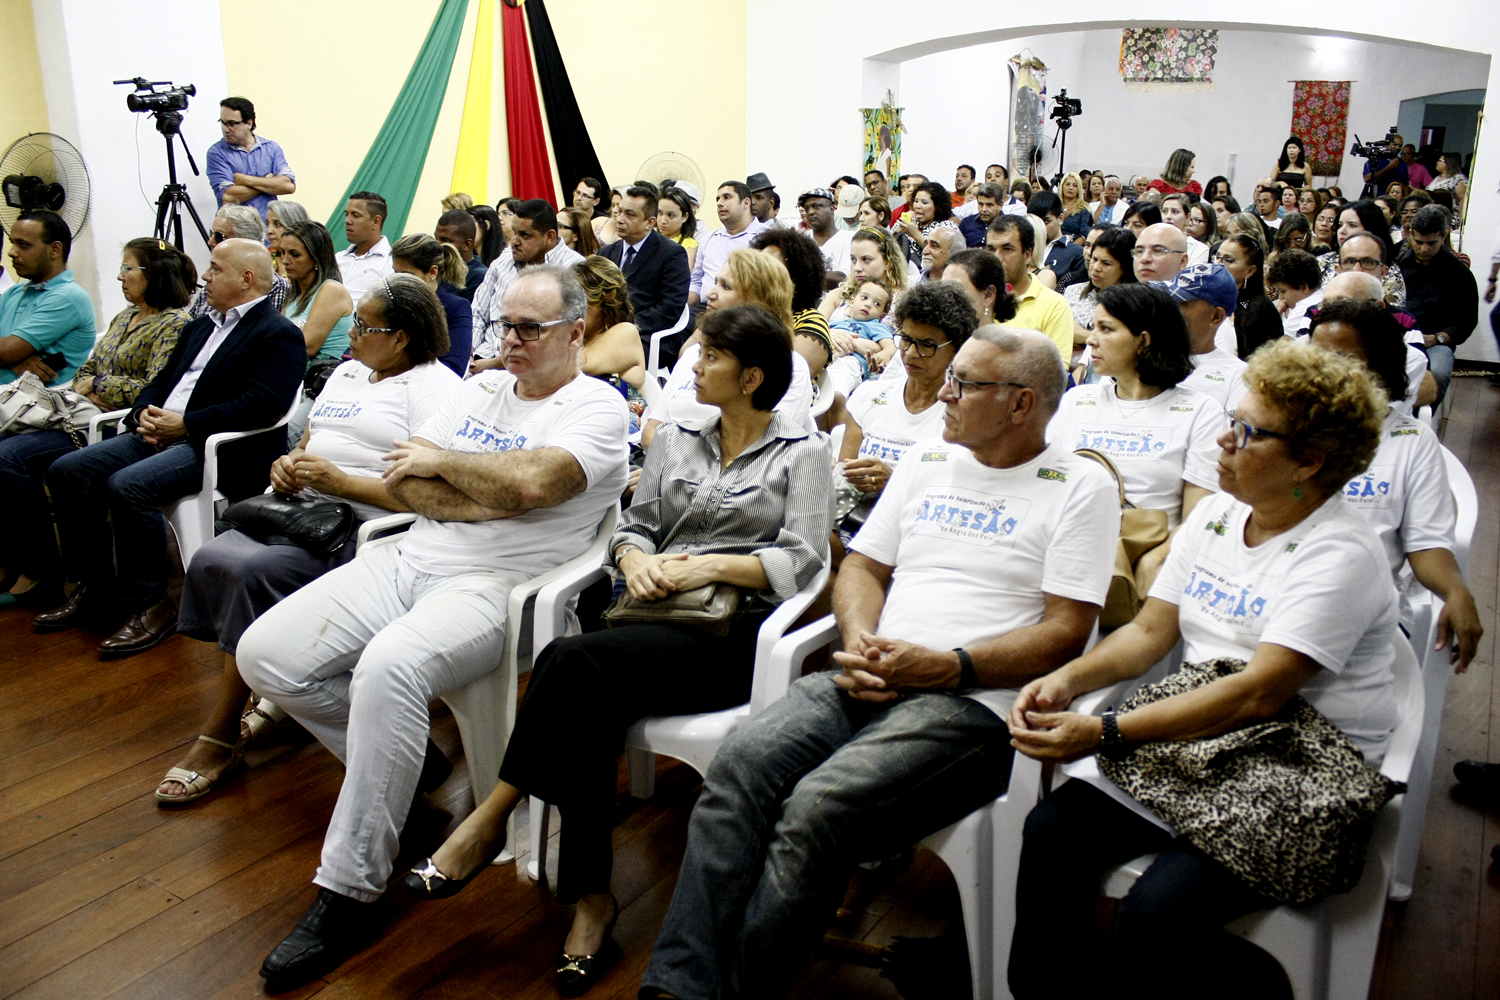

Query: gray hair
left=266, top=199, right=308, bottom=229
left=970, top=324, right=1066, bottom=416
left=1324, top=270, right=1385, bottom=303
left=931, top=224, right=965, bottom=251
left=976, top=182, right=1006, bottom=201
left=217, top=204, right=264, bottom=241
left=510, top=263, right=588, bottom=324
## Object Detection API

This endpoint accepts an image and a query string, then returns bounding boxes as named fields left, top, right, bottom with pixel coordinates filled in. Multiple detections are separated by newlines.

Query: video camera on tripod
left=1350, top=125, right=1401, bottom=160
left=114, top=77, right=209, bottom=250
left=1050, top=90, right=1082, bottom=130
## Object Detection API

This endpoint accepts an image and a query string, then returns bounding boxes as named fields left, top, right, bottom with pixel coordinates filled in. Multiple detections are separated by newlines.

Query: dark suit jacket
left=599, top=230, right=690, bottom=333
left=127, top=297, right=307, bottom=499
left=1044, top=240, right=1085, bottom=277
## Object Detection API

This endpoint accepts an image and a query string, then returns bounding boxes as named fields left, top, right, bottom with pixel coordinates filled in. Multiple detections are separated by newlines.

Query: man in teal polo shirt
left=0, top=210, right=95, bottom=386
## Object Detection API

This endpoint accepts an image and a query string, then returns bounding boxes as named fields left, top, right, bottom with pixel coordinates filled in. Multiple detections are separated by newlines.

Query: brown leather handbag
left=601, top=582, right=744, bottom=636
left=1074, top=448, right=1170, bottom=629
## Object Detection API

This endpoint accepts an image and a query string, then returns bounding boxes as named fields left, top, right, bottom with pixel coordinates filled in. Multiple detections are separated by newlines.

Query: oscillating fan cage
left=636, top=151, right=706, bottom=194
left=0, top=133, right=92, bottom=239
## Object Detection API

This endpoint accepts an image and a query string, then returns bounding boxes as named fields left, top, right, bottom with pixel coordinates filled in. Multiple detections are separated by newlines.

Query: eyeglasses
left=351, top=316, right=395, bottom=337
left=218, top=120, right=246, bottom=129
left=1339, top=256, right=1384, bottom=271
left=945, top=365, right=1026, bottom=399
left=1227, top=413, right=1292, bottom=449
left=497, top=317, right=572, bottom=342
left=118, top=264, right=146, bottom=275
left=208, top=230, right=229, bottom=244
left=1131, top=245, right=1185, bottom=258
left=894, top=332, right=953, bottom=357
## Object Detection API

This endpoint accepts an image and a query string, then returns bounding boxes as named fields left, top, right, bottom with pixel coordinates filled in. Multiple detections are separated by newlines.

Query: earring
left=1292, top=485, right=1303, bottom=500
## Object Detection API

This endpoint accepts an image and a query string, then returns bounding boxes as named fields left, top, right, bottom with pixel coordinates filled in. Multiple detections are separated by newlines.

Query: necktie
left=624, top=245, right=637, bottom=271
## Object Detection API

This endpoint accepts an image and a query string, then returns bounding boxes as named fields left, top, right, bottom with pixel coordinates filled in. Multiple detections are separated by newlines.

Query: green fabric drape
left=326, top=0, right=469, bottom=249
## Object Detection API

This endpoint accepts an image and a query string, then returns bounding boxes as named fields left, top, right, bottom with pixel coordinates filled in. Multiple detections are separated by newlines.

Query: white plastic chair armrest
left=753, top=608, right=841, bottom=717
left=356, top=512, right=418, bottom=548
left=516, top=504, right=620, bottom=665
left=1070, top=679, right=1133, bottom=718
left=648, top=304, right=692, bottom=379
left=203, top=388, right=302, bottom=496
left=1379, top=640, right=1425, bottom=784
left=87, top=407, right=131, bottom=444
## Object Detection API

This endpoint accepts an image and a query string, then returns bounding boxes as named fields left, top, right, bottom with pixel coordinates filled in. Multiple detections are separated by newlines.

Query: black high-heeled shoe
left=555, top=895, right=621, bottom=998
left=402, top=827, right=507, bottom=901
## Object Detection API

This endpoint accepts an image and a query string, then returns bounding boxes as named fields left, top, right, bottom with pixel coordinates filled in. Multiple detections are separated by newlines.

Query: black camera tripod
left=149, top=111, right=210, bottom=251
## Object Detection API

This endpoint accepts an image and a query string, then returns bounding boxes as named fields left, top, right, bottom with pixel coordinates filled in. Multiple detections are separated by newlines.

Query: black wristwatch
left=952, top=648, right=977, bottom=695
left=1100, top=710, right=1132, bottom=759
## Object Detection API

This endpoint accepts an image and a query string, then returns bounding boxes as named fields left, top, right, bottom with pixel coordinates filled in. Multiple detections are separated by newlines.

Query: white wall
left=748, top=5, right=1500, bottom=361
left=31, top=0, right=228, bottom=328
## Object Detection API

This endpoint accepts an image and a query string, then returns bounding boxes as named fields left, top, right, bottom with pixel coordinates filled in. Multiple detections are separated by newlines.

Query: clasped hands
left=136, top=405, right=187, bottom=448
left=271, top=449, right=347, bottom=495
left=618, top=548, right=721, bottom=601
left=1007, top=672, right=1105, bottom=762
left=831, top=632, right=960, bottom=704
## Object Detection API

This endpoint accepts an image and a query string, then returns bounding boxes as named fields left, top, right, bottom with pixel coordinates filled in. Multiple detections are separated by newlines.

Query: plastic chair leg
left=627, top=748, right=656, bottom=799
left=528, top=795, right=553, bottom=881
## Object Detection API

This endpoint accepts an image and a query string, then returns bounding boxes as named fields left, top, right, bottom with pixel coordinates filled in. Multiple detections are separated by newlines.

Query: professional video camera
left=1050, top=90, right=1082, bottom=130
left=1350, top=125, right=1401, bottom=160
left=115, top=77, right=197, bottom=115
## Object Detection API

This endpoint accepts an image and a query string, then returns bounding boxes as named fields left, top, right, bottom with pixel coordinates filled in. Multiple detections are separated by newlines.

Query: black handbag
left=215, top=492, right=356, bottom=558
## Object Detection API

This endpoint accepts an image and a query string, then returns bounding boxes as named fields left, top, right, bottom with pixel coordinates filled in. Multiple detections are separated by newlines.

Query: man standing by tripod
left=206, top=97, right=296, bottom=220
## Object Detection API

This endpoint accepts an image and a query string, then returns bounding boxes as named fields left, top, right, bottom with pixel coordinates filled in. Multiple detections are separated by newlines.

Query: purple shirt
left=205, top=135, right=295, bottom=219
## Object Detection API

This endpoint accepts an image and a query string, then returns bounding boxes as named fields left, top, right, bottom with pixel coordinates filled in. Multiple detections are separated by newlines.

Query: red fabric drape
left=1292, top=81, right=1352, bottom=177
left=501, top=1, right=557, bottom=204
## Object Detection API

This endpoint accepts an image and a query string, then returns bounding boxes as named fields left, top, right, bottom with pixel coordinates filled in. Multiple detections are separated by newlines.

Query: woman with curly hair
left=752, top=227, right=833, bottom=381
left=891, top=180, right=953, bottom=267
left=572, top=256, right=646, bottom=391
left=1010, top=338, right=1399, bottom=1000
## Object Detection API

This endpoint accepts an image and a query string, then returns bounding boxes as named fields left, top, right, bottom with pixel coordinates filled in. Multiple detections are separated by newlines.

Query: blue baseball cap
left=1160, top=263, right=1239, bottom=314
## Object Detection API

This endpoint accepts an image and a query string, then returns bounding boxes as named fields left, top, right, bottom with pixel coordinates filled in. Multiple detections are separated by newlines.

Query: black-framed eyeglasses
left=351, top=315, right=395, bottom=337
left=497, top=317, right=571, bottom=342
left=217, top=120, right=246, bottom=129
left=208, top=230, right=229, bottom=244
left=1228, top=413, right=1292, bottom=449
left=945, top=365, right=1026, bottom=399
left=895, top=332, right=953, bottom=357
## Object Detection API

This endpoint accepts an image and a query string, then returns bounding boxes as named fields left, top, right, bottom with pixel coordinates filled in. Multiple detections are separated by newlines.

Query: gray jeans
left=641, top=671, right=1014, bottom=1000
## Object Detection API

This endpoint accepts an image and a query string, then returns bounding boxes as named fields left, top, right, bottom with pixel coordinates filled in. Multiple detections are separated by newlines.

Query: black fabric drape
left=521, top=0, right=609, bottom=199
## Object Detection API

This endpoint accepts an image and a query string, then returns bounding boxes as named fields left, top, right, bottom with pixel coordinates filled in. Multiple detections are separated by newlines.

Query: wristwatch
left=1100, top=710, right=1132, bottom=759
left=951, top=648, right=977, bottom=695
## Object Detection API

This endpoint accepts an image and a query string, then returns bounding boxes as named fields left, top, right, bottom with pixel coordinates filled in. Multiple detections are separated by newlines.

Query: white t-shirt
left=851, top=439, right=1120, bottom=719
left=1399, top=345, right=1428, bottom=416
left=1281, top=288, right=1323, bottom=339
left=655, top=342, right=814, bottom=432
left=1213, top=315, right=1238, bottom=355
left=304, top=360, right=460, bottom=518
left=1186, top=236, right=1210, bottom=266
left=401, top=370, right=629, bottom=576
left=1049, top=381, right=1222, bottom=529
left=1344, top=408, right=1455, bottom=621
left=846, top=372, right=946, bottom=468
left=817, top=229, right=856, bottom=276
left=1072, top=490, right=1400, bottom=830
left=333, top=237, right=394, bottom=306
left=1181, top=347, right=1249, bottom=414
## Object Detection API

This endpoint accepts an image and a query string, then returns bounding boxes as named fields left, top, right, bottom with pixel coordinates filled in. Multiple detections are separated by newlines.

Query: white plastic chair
left=356, top=503, right=619, bottom=864
left=647, top=304, right=692, bottom=382
left=809, top=369, right=835, bottom=421
left=1388, top=444, right=1476, bottom=899
left=1098, top=637, right=1424, bottom=1000
left=526, top=565, right=830, bottom=881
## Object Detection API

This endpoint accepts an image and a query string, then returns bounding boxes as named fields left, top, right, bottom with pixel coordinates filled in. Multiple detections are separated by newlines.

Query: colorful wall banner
left=451, top=0, right=497, bottom=203
left=501, top=0, right=557, bottom=203
left=1119, top=28, right=1218, bottom=92
left=523, top=0, right=608, bottom=199
left=324, top=0, right=468, bottom=248
left=1008, top=54, right=1047, bottom=182
left=861, top=106, right=902, bottom=182
left=1292, top=81, right=1353, bottom=177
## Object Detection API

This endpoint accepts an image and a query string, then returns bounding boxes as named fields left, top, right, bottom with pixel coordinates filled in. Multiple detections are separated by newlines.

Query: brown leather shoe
left=33, top=584, right=104, bottom=632
left=97, top=600, right=179, bottom=658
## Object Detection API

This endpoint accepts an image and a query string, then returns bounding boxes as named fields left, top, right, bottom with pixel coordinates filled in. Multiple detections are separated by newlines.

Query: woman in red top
left=1147, top=148, right=1202, bottom=197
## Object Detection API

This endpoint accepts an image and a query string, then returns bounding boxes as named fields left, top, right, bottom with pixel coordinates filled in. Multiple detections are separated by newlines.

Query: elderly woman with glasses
left=156, top=275, right=457, bottom=805
left=1009, top=338, right=1401, bottom=1000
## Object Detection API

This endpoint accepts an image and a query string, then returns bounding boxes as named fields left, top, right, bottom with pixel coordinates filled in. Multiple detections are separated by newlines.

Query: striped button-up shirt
left=612, top=411, right=833, bottom=603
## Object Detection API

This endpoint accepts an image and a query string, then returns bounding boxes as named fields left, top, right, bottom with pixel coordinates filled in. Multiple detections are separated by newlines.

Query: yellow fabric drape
left=450, top=0, right=495, bottom=202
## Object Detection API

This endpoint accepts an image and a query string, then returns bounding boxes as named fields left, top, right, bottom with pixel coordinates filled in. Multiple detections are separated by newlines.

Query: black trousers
left=1008, top=779, right=1293, bottom=1000
left=498, top=613, right=765, bottom=903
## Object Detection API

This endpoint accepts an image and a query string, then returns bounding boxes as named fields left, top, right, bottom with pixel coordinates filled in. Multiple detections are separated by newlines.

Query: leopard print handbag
left=1098, top=658, right=1405, bottom=905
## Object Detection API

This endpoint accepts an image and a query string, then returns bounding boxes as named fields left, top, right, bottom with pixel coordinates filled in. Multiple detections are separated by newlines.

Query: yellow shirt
left=1004, top=278, right=1075, bottom=361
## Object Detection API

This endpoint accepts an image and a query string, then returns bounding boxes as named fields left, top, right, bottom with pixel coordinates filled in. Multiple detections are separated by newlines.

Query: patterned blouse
left=74, top=305, right=191, bottom=410
left=1316, top=251, right=1406, bottom=307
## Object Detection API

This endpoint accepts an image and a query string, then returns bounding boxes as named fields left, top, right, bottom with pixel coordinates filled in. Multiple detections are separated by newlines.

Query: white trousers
left=238, top=542, right=523, bottom=901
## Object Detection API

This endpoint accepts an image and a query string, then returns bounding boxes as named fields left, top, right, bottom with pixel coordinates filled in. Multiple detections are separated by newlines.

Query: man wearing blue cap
left=1159, top=263, right=1248, bottom=413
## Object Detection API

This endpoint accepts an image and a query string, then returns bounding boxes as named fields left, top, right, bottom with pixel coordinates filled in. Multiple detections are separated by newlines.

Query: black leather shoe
left=260, top=888, right=373, bottom=991
left=404, top=826, right=508, bottom=901
left=556, top=897, right=620, bottom=997
left=33, top=585, right=110, bottom=632
left=97, top=599, right=179, bottom=658
left=1454, top=760, right=1500, bottom=797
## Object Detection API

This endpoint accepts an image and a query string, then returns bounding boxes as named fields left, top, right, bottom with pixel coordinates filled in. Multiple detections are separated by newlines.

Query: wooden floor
left=3, top=377, right=1499, bottom=1000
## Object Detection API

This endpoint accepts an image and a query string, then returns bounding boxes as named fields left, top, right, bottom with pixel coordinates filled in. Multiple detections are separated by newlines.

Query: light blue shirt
left=0, top=269, right=96, bottom=386
left=205, top=135, right=295, bottom=219
left=689, top=219, right=769, bottom=299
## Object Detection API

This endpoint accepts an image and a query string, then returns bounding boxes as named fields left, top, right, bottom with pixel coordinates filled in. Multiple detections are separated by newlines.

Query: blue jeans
left=641, top=672, right=1014, bottom=1000
left=0, top=430, right=76, bottom=578
left=1426, top=344, right=1454, bottom=404
left=46, top=432, right=202, bottom=607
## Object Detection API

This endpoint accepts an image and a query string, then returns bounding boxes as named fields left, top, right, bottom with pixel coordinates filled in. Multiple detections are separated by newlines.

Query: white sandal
left=240, top=700, right=289, bottom=748
left=154, top=735, right=244, bottom=806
